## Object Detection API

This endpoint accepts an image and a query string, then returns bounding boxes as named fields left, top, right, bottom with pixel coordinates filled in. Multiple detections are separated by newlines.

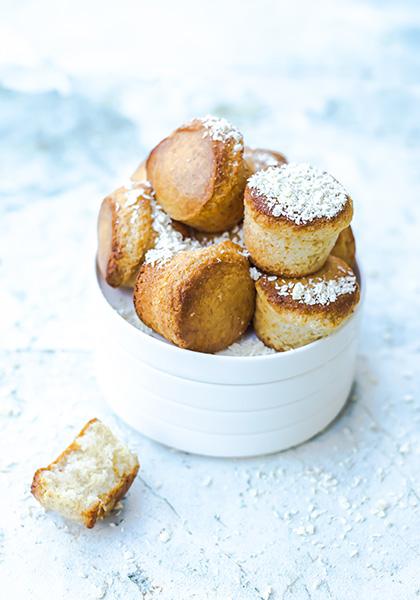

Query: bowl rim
left=95, top=258, right=364, bottom=363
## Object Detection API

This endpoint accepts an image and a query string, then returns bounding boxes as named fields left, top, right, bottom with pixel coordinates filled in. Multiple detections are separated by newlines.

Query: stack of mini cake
left=244, top=163, right=359, bottom=350
left=97, top=115, right=360, bottom=353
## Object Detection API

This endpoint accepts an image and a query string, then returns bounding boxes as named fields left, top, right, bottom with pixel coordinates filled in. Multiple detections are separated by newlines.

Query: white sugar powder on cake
left=274, top=274, right=357, bottom=306
left=247, top=163, right=349, bottom=225
left=197, top=115, right=243, bottom=151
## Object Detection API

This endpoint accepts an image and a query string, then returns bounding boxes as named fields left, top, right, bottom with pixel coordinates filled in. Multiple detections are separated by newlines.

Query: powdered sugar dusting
left=248, top=163, right=349, bottom=224
left=198, top=115, right=243, bottom=151
left=274, top=274, right=357, bottom=306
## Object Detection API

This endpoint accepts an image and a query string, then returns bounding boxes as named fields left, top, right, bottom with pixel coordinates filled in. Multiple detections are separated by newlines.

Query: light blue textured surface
left=1, top=1, right=420, bottom=598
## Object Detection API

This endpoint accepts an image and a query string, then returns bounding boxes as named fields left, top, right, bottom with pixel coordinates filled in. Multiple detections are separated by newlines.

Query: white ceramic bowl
left=94, top=263, right=363, bottom=457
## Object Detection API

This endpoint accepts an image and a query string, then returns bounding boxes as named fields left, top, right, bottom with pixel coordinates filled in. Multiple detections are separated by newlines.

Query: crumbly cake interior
left=39, top=420, right=138, bottom=515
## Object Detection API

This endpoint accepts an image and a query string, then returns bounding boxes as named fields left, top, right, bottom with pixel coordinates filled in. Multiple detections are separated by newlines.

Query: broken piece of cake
left=31, top=418, right=139, bottom=528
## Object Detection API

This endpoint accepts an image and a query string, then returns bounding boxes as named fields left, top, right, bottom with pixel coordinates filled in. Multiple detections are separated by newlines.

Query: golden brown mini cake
left=244, top=163, right=353, bottom=277
left=97, top=181, right=155, bottom=288
left=331, top=225, right=356, bottom=268
left=31, top=419, right=139, bottom=529
left=131, top=159, right=147, bottom=182
left=244, top=147, right=287, bottom=174
left=146, top=115, right=250, bottom=232
left=134, top=241, right=255, bottom=353
left=254, top=256, right=360, bottom=351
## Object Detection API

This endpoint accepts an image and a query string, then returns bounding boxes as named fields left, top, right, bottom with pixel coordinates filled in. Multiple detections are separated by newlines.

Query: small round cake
left=253, top=256, right=360, bottom=351
left=134, top=241, right=256, bottom=353
left=244, top=147, right=287, bottom=174
left=146, top=115, right=250, bottom=232
left=97, top=181, right=155, bottom=288
left=244, top=163, right=353, bottom=277
left=331, top=225, right=356, bottom=268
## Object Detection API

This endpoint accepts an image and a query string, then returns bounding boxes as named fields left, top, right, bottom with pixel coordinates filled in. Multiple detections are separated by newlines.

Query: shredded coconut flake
left=249, top=266, right=262, bottom=281
left=145, top=205, right=247, bottom=267
left=124, top=179, right=153, bottom=202
left=143, top=202, right=201, bottom=266
left=197, top=115, right=243, bottom=151
left=247, top=163, right=349, bottom=224
left=274, top=274, right=357, bottom=306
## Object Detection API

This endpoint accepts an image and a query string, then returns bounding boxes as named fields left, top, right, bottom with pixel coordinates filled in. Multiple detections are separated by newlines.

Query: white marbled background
left=1, top=0, right=420, bottom=598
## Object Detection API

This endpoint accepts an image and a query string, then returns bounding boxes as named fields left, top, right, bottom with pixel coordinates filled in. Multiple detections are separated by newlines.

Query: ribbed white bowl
left=94, top=262, right=363, bottom=457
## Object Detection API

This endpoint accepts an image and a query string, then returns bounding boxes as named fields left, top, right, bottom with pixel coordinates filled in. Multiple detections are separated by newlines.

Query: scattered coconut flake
left=339, top=496, right=351, bottom=510
left=144, top=201, right=202, bottom=266
left=247, top=163, right=349, bottom=224
left=274, top=274, right=356, bottom=306
left=371, top=499, right=389, bottom=518
left=249, top=266, right=262, bottom=281
left=261, top=585, right=273, bottom=600
left=159, top=529, right=172, bottom=543
left=123, top=179, right=153, bottom=206
left=293, top=524, right=315, bottom=536
left=93, top=583, right=108, bottom=599
left=196, top=115, right=243, bottom=150
left=145, top=210, right=247, bottom=266
left=398, top=442, right=411, bottom=454
left=311, top=579, right=323, bottom=591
